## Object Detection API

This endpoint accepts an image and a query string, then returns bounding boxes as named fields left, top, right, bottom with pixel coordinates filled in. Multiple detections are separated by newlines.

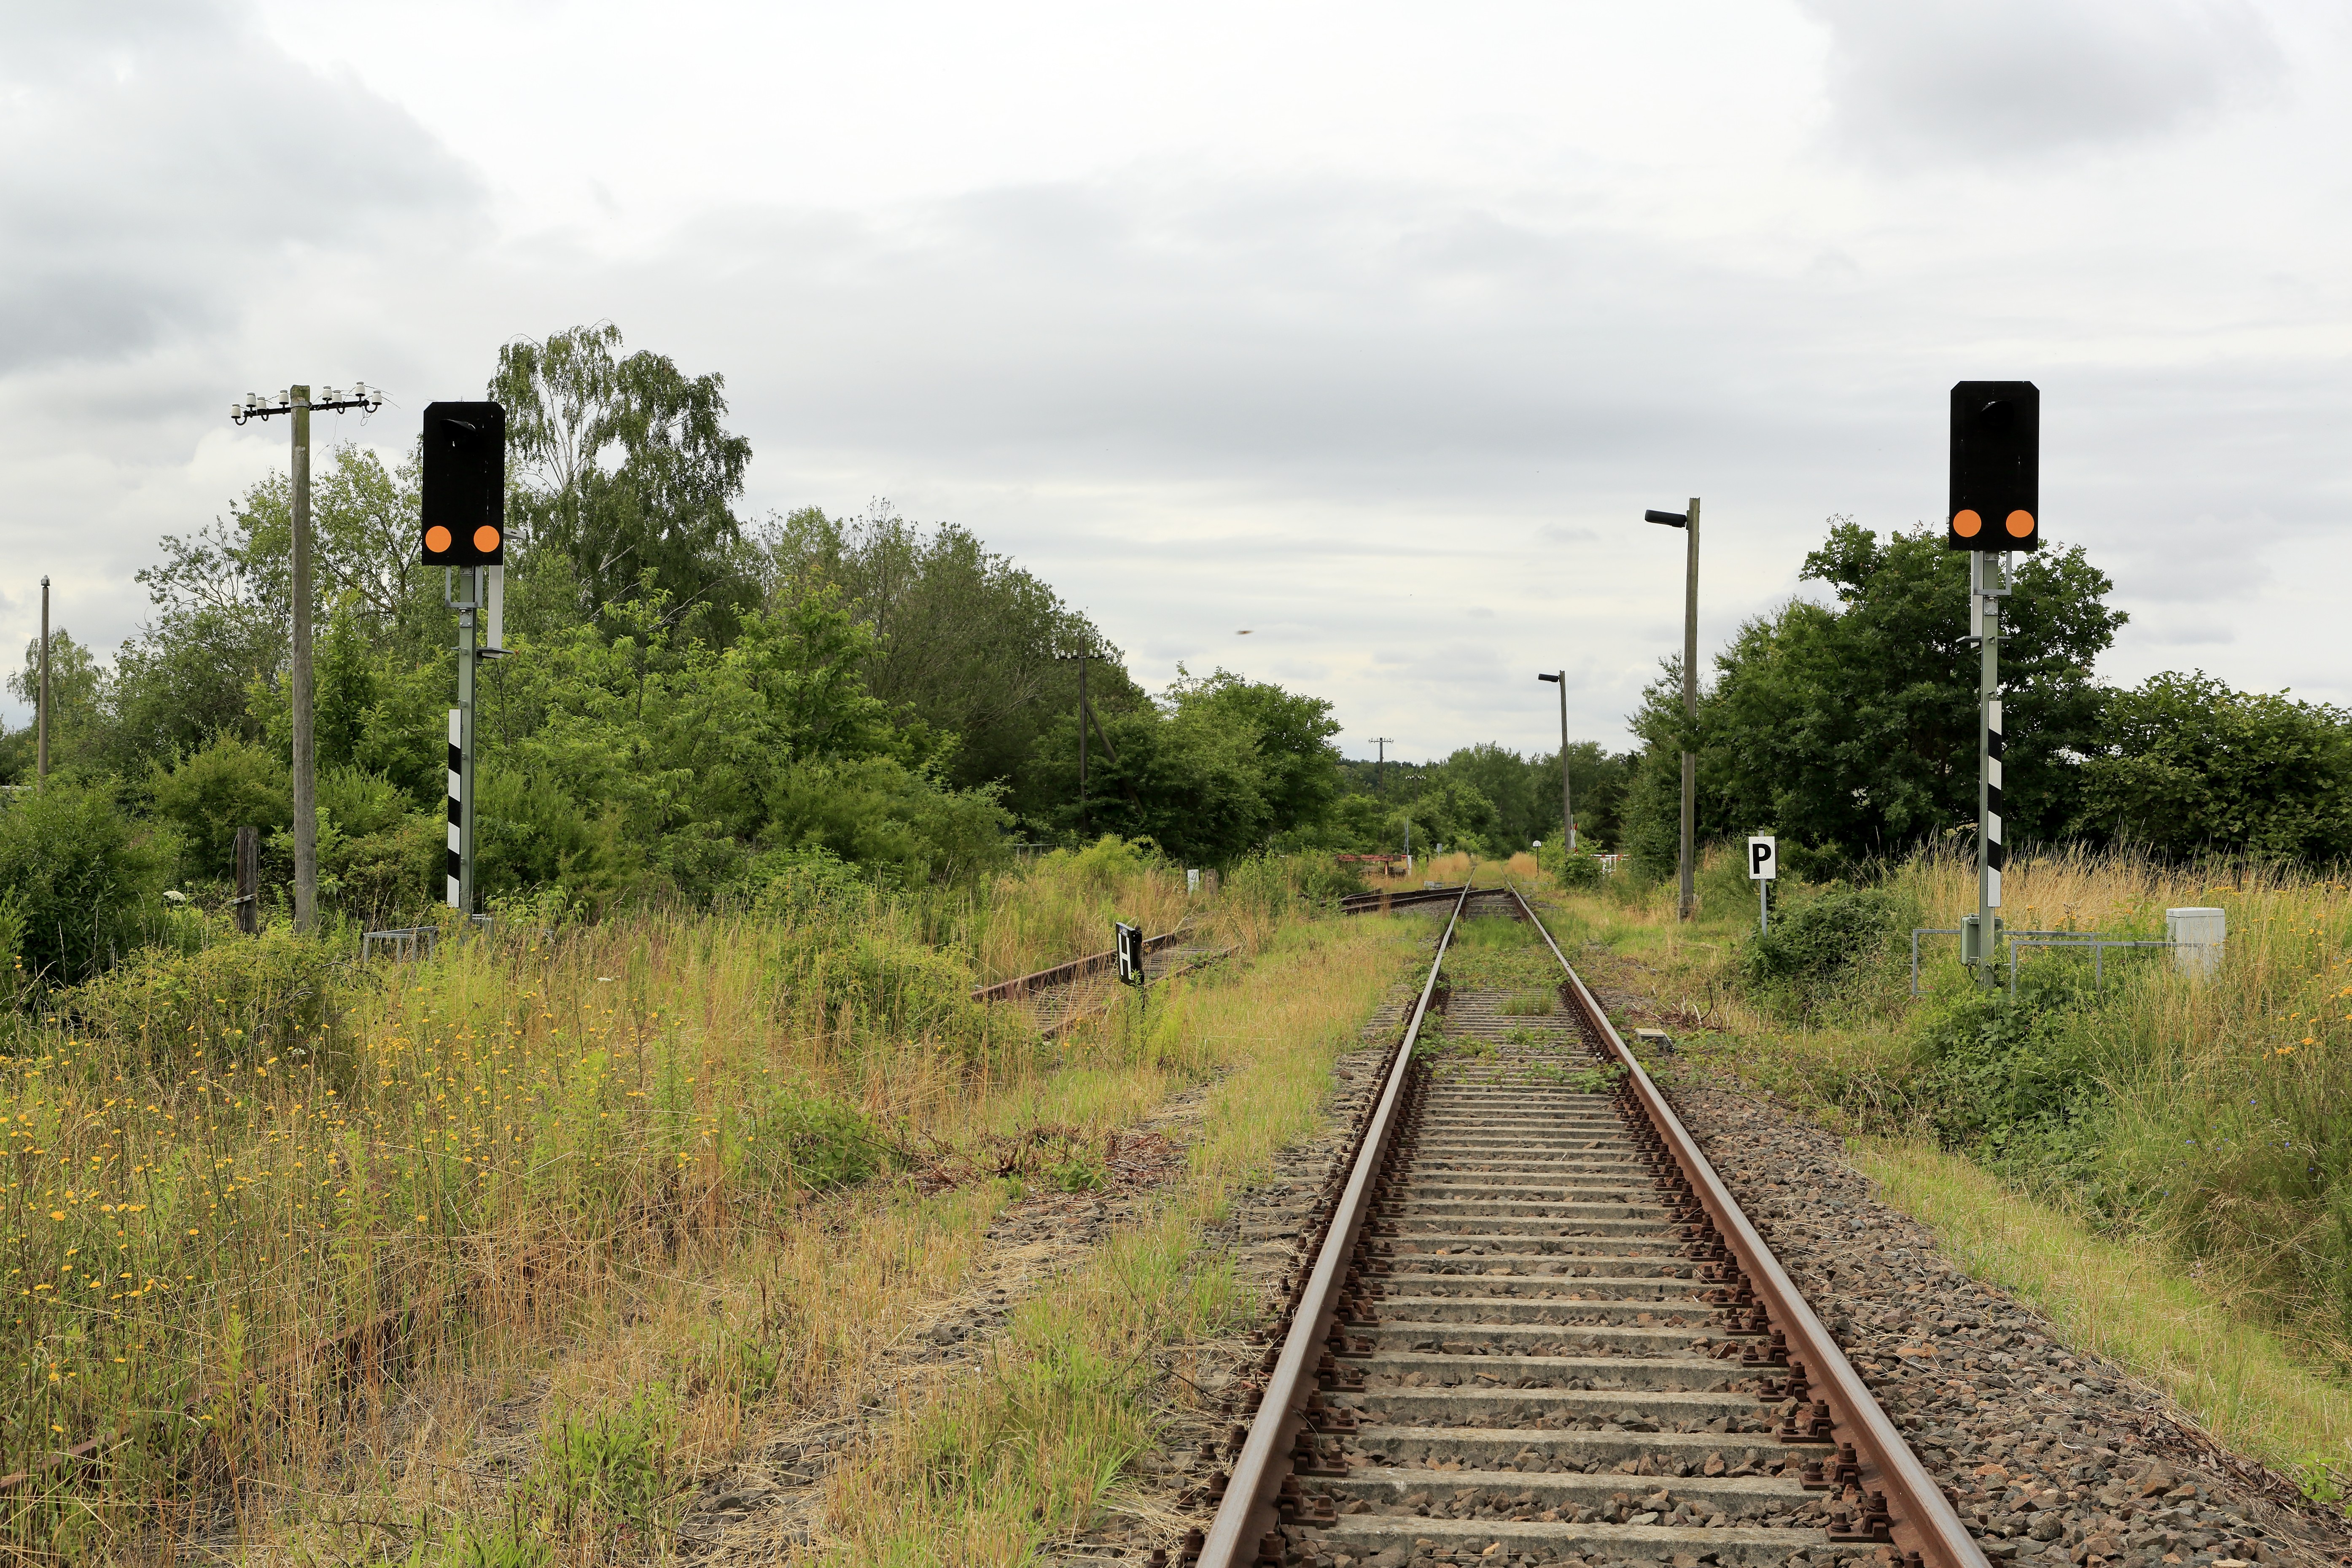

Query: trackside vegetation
left=0, top=847, right=1368, bottom=1559
left=1531, top=846, right=2352, bottom=1491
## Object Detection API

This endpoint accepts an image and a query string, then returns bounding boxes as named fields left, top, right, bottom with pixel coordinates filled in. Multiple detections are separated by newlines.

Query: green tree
left=492, top=323, right=755, bottom=639
left=1166, top=669, right=1341, bottom=842
left=2076, top=672, right=2352, bottom=861
left=3, top=628, right=110, bottom=778
left=1624, top=520, right=2125, bottom=869
left=761, top=505, right=1132, bottom=800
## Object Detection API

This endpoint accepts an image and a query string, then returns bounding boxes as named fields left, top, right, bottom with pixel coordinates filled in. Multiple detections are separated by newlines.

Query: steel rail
left=1336, top=882, right=1467, bottom=915
left=1506, top=882, right=1988, bottom=1568
left=1195, top=881, right=1473, bottom=1568
left=970, top=929, right=1187, bottom=1002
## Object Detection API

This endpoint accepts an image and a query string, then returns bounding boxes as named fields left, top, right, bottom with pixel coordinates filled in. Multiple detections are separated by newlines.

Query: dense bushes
left=0, top=776, right=172, bottom=985
left=56, top=922, right=353, bottom=1068
left=1910, top=974, right=2107, bottom=1182
left=1738, top=885, right=1900, bottom=1013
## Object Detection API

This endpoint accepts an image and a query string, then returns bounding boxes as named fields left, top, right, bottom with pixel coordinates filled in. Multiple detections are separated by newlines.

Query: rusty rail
left=1196, top=882, right=1471, bottom=1568
left=1336, top=882, right=1467, bottom=915
left=1506, top=881, right=1988, bottom=1568
left=970, top=930, right=1186, bottom=1002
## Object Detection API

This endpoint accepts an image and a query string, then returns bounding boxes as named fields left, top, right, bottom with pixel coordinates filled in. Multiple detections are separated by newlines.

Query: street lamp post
left=1535, top=673, right=1574, bottom=851
left=1052, top=644, right=1093, bottom=839
left=1644, top=498, right=1701, bottom=920
left=232, top=384, right=383, bottom=933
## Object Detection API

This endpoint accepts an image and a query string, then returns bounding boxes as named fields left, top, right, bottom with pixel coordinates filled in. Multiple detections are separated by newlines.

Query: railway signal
left=1946, top=380, right=2037, bottom=982
left=421, top=400, right=509, bottom=916
left=421, top=401, right=507, bottom=565
left=1947, top=381, right=2038, bottom=552
left=1114, top=921, right=1145, bottom=986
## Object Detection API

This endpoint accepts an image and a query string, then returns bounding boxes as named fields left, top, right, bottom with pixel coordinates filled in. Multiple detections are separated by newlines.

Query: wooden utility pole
left=36, top=576, right=49, bottom=785
left=234, top=827, right=260, bottom=935
left=230, top=384, right=377, bottom=933
left=288, top=387, right=318, bottom=934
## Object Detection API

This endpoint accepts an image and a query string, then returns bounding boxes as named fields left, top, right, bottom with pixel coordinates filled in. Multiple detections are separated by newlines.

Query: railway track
left=1189, top=883, right=1986, bottom=1568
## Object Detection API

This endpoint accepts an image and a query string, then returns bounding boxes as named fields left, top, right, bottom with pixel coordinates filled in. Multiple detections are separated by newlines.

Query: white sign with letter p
left=1747, top=835, right=1778, bottom=882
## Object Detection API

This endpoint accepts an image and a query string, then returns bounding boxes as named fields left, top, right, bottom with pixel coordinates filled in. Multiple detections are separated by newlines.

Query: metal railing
left=1913, top=925, right=2193, bottom=995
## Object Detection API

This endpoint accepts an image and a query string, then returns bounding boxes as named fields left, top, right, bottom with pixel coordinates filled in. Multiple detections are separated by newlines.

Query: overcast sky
left=4, top=1, right=2346, bottom=763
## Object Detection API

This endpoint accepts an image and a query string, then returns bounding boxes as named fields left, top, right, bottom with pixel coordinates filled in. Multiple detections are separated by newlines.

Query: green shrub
left=1738, top=885, right=1898, bottom=1011
left=147, top=734, right=291, bottom=880
left=1910, top=971, right=2106, bottom=1185
left=0, top=774, right=174, bottom=987
left=729, top=1080, right=895, bottom=1197
left=54, top=923, right=353, bottom=1067
left=1552, top=852, right=1604, bottom=890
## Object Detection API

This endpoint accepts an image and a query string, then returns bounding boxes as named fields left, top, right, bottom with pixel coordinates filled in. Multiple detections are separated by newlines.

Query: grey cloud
left=0, top=4, right=480, bottom=374
left=1799, top=0, right=2285, bottom=165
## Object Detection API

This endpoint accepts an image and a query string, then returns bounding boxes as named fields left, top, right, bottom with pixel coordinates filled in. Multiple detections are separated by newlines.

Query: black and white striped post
left=446, top=707, right=466, bottom=909
left=447, top=565, right=479, bottom=913
left=1969, top=549, right=2008, bottom=979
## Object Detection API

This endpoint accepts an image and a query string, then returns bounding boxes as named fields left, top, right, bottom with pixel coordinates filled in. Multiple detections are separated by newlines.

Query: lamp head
left=1536, top=672, right=1561, bottom=683
left=1644, top=509, right=1687, bottom=528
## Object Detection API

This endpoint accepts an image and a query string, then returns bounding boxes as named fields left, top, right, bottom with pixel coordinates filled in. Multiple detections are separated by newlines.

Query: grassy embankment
left=0, top=842, right=1366, bottom=1563
left=822, top=911, right=1427, bottom=1565
left=1527, top=847, right=2352, bottom=1498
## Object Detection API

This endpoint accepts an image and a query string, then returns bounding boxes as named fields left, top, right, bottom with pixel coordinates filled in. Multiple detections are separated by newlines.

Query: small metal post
left=1759, top=877, right=1768, bottom=936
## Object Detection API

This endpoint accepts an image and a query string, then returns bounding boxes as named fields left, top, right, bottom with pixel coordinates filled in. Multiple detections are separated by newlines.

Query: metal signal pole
left=231, top=384, right=381, bottom=932
left=1371, top=737, right=1394, bottom=797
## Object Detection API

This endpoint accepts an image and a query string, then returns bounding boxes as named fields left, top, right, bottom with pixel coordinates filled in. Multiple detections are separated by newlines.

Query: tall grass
left=825, top=914, right=1425, bottom=1564
left=0, top=842, right=1248, bottom=1558
left=1901, top=847, right=2352, bottom=1355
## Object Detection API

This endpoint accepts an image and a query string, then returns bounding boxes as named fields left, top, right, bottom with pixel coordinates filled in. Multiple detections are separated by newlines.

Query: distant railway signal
left=1948, top=381, right=2039, bottom=551
left=421, top=401, right=507, bottom=565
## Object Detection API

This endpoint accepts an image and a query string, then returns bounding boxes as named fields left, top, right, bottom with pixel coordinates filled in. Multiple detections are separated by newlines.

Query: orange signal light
left=474, top=525, right=501, bottom=554
left=1951, top=509, right=1982, bottom=539
left=425, top=525, right=453, bottom=553
left=2005, top=510, right=2034, bottom=538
